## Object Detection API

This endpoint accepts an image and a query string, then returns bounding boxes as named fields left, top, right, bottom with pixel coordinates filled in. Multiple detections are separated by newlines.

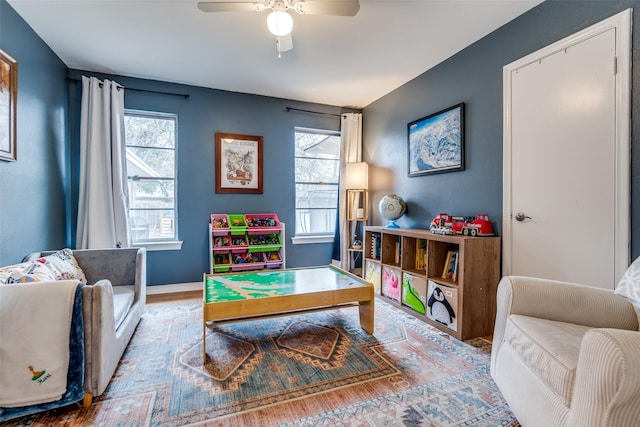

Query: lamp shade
left=267, top=11, right=293, bottom=36
left=345, top=162, right=368, bottom=190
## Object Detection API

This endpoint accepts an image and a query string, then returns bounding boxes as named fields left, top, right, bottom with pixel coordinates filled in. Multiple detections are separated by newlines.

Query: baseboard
left=147, top=282, right=201, bottom=295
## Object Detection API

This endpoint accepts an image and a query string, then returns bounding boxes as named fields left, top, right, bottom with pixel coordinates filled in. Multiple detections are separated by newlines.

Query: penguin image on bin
left=427, top=286, right=456, bottom=328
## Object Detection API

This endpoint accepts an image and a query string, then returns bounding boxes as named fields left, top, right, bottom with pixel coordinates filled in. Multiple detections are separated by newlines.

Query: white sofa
left=490, top=276, right=640, bottom=427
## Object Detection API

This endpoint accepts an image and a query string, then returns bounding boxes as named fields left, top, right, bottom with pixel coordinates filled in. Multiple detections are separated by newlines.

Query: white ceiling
left=7, top=0, right=542, bottom=108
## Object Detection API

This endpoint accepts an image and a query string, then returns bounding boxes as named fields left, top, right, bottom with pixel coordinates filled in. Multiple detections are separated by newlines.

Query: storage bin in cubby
left=228, top=214, right=247, bottom=235
left=231, top=251, right=266, bottom=271
left=264, top=251, right=282, bottom=269
left=211, top=234, right=231, bottom=252
left=245, top=213, right=281, bottom=234
left=364, top=260, right=381, bottom=295
left=230, top=235, right=248, bottom=249
left=210, top=214, right=230, bottom=236
left=402, top=273, right=427, bottom=315
left=212, top=252, right=231, bottom=273
left=426, top=280, right=458, bottom=332
left=382, top=265, right=401, bottom=302
left=247, top=233, right=282, bottom=252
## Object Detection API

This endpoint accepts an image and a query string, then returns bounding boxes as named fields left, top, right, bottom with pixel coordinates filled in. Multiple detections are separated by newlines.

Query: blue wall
left=67, top=69, right=348, bottom=285
left=0, top=0, right=69, bottom=265
left=363, top=0, right=640, bottom=260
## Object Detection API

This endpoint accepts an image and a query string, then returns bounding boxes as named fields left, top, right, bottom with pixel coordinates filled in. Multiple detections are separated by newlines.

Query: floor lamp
left=345, top=162, right=368, bottom=274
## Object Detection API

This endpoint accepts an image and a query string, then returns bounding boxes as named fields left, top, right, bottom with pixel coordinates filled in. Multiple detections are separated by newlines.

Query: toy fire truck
left=430, top=213, right=494, bottom=237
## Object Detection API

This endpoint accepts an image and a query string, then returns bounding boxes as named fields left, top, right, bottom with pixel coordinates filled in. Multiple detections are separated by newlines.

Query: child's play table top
left=203, top=265, right=369, bottom=304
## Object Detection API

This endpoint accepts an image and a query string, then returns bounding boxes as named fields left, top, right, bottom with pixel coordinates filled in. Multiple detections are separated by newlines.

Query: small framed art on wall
left=215, top=132, right=263, bottom=194
left=407, top=103, right=464, bottom=176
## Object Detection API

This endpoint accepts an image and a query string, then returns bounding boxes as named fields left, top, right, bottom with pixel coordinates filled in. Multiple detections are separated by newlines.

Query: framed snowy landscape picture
left=407, top=103, right=464, bottom=176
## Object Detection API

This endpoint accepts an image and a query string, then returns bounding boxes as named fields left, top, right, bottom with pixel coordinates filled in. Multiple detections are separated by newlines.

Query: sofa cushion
left=615, top=256, right=640, bottom=321
left=505, top=314, right=592, bottom=406
left=112, top=286, right=135, bottom=330
left=0, top=249, right=87, bottom=285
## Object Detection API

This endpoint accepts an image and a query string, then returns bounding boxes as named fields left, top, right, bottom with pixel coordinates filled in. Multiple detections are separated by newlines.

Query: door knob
left=514, top=212, right=531, bottom=222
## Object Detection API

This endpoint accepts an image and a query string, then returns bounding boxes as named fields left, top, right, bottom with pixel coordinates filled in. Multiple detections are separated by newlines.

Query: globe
left=378, top=194, right=407, bottom=228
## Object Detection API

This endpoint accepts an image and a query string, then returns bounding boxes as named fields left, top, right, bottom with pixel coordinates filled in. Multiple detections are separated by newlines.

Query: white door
left=503, top=10, right=631, bottom=289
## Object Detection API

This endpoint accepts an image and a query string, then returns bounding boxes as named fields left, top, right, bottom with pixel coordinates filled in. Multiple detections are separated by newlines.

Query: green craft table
left=202, top=265, right=375, bottom=362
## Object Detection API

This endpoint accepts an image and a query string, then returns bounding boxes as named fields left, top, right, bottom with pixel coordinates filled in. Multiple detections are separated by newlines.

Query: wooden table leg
left=358, top=297, right=374, bottom=334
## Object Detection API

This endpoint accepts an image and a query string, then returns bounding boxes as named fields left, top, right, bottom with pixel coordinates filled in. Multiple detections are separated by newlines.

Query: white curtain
left=334, top=112, right=362, bottom=268
left=76, top=76, right=130, bottom=249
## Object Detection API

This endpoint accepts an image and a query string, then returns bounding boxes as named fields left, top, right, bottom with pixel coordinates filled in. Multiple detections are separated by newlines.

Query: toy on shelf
left=231, top=236, right=248, bottom=247
left=429, top=213, right=494, bottom=237
left=212, top=253, right=231, bottom=273
left=245, top=213, right=282, bottom=234
left=247, top=217, right=277, bottom=227
left=233, top=252, right=256, bottom=264
left=265, top=251, right=283, bottom=269
left=213, top=236, right=230, bottom=248
left=211, top=215, right=229, bottom=229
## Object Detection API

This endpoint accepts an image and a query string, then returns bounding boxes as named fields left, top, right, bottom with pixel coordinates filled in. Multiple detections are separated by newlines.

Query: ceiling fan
left=197, top=0, right=360, bottom=57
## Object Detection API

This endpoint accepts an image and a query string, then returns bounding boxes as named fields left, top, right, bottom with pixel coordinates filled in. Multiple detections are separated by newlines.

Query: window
left=294, top=127, right=341, bottom=239
left=124, top=110, right=178, bottom=246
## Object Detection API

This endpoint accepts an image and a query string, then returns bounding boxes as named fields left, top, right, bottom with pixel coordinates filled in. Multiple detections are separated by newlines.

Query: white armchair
left=490, top=276, right=640, bottom=427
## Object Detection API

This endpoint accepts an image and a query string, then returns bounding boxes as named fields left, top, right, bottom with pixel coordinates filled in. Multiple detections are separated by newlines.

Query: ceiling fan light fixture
left=267, top=10, right=293, bottom=36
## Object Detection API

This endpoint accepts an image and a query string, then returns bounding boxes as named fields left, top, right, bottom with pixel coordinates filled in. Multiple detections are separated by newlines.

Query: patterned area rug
left=4, top=298, right=518, bottom=426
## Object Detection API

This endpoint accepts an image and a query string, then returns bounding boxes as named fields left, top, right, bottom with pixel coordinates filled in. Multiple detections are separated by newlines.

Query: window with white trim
left=124, top=110, right=178, bottom=244
left=294, top=127, right=341, bottom=238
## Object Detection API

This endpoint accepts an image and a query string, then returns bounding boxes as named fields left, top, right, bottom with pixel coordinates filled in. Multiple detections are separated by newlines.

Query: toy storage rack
left=209, top=214, right=285, bottom=273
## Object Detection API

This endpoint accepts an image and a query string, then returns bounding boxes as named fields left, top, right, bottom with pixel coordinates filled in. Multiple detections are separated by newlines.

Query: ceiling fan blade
left=277, top=33, right=293, bottom=52
left=197, top=2, right=264, bottom=13
left=294, top=0, right=359, bottom=16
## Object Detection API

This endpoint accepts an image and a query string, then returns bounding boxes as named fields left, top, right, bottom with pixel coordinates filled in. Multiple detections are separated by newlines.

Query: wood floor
left=147, top=290, right=201, bottom=303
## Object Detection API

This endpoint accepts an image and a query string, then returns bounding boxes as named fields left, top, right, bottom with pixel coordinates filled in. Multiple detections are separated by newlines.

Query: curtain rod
left=285, top=107, right=341, bottom=117
left=68, top=78, right=190, bottom=99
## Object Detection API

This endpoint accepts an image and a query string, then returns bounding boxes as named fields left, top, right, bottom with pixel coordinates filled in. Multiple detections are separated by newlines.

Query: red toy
left=430, top=213, right=493, bottom=237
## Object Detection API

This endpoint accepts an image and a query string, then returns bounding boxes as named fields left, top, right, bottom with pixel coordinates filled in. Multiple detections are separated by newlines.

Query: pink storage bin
left=230, top=251, right=265, bottom=271
left=210, top=214, right=230, bottom=236
left=212, top=234, right=231, bottom=252
left=245, top=213, right=281, bottom=234
left=230, top=235, right=248, bottom=250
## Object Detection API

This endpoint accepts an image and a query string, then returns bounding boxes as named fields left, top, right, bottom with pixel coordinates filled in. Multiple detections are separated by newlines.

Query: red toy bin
left=210, top=214, right=230, bottom=235
left=265, top=251, right=283, bottom=269
left=245, top=213, right=281, bottom=234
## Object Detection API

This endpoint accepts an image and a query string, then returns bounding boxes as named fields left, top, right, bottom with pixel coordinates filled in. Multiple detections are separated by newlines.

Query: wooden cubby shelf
left=364, top=226, right=501, bottom=341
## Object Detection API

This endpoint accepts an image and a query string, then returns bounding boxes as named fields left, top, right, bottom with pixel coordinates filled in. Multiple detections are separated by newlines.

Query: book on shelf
left=372, top=233, right=381, bottom=259
left=441, top=251, right=452, bottom=278
left=394, top=241, right=401, bottom=264
left=415, top=240, right=427, bottom=271
left=441, top=250, right=459, bottom=281
left=452, top=252, right=459, bottom=281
